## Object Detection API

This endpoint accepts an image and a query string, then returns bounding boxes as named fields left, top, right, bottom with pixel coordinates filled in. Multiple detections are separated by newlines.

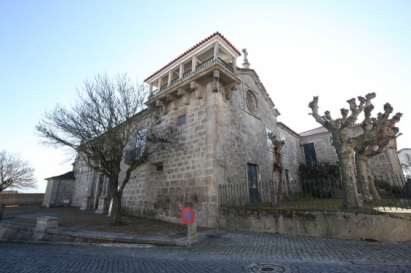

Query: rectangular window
left=291, top=139, right=297, bottom=158
left=247, top=163, right=259, bottom=203
left=150, top=162, right=164, bottom=173
left=178, top=115, right=186, bottom=125
left=303, top=143, right=317, bottom=167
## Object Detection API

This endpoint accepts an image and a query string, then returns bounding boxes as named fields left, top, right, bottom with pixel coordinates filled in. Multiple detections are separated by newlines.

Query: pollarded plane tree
left=268, top=132, right=285, bottom=206
left=36, top=74, right=182, bottom=225
left=354, top=102, right=402, bottom=202
left=308, top=93, right=376, bottom=208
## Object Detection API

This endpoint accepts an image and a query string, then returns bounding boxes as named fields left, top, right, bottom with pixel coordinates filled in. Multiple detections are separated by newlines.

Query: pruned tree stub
left=268, top=132, right=285, bottom=206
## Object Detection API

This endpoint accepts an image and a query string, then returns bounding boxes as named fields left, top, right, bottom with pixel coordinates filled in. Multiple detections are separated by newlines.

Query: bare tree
left=0, top=150, right=37, bottom=192
left=268, top=132, right=285, bottom=206
left=308, top=93, right=375, bottom=208
left=354, top=102, right=402, bottom=201
left=36, top=74, right=182, bottom=225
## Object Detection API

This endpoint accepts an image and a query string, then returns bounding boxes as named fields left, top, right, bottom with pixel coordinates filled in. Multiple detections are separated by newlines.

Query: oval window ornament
left=246, top=90, right=258, bottom=112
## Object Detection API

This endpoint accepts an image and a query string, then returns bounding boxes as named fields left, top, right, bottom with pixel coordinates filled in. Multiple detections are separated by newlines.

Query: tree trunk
left=366, top=160, right=381, bottom=201
left=109, top=176, right=123, bottom=225
left=355, top=154, right=373, bottom=201
left=338, top=151, right=361, bottom=208
left=274, top=170, right=282, bottom=206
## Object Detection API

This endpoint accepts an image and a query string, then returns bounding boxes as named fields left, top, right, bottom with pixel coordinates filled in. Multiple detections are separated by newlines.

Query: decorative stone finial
left=242, top=48, right=250, bottom=69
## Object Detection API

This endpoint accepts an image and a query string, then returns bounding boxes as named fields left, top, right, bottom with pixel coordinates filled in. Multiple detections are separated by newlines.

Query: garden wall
left=0, top=194, right=45, bottom=206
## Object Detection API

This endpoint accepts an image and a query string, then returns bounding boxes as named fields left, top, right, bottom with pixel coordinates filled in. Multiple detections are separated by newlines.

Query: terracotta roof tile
left=144, top=32, right=241, bottom=82
left=299, top=126, right=329, bottom=137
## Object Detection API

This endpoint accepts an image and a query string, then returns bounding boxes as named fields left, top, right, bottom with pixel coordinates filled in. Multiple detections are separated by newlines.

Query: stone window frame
left=246, top=90, right=258, bottom=112
left=291, top=139, right=297, bottom=159
left=244, top=88, right=260, bottom=118
left=150, top=162, right=164, bottom=174
left=171, top=108, right=187, bottom=127
left=177, top=114, right=186, bottom=126
left=245, top=162, right=261, bottom=188
left=280, top=133, right=288, bottom=156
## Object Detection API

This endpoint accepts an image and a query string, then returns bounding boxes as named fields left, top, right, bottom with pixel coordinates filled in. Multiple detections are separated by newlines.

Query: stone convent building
left=43, top=32, right=402, bottom=228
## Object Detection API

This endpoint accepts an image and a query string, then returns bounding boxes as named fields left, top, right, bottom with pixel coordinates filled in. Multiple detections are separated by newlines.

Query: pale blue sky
left=1, top=0, right=410, bottom=193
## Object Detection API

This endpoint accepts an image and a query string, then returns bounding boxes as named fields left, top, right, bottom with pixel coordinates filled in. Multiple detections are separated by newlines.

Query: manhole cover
left=246, top=263, right=291, bottom=273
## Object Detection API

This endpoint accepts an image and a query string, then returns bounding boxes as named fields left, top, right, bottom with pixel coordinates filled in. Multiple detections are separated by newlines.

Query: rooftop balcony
left=150, top=56, right=235, bottom=98
left=144, top=33, right=242, bottom=111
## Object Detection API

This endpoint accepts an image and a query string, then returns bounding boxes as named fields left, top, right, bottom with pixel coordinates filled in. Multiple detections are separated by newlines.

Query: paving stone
left=1, top=230, right=411, bottom=272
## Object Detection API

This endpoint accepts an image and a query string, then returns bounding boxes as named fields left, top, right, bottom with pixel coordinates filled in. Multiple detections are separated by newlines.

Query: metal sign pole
left=188, top=224, right=191, bottom=247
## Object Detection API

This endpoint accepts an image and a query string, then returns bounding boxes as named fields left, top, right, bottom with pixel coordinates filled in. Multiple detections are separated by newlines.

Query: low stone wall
left=0, top=194, right=45, bottom=206
left=219, top=207, right=411, bottom=242
left=0, top=222, right=188, bottom=246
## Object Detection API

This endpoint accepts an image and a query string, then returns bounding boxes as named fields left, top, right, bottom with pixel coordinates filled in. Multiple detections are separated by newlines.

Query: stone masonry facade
left=45, top=33, right=403, bottom=228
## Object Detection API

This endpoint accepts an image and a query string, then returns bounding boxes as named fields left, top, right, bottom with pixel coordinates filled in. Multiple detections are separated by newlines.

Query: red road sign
left=181, top=207, right=194, bottom=224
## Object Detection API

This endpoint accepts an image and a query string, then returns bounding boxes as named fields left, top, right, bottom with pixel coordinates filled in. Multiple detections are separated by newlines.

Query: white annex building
left=44, top=33, right=402, bottom=228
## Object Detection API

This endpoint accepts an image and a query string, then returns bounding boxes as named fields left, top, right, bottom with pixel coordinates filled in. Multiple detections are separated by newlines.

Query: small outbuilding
left=43, top=171, right=75, bottom=208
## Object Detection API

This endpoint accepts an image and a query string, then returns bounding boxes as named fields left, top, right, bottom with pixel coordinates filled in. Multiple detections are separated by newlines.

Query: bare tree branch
left=36, top=74, right=182, bottom=225
left=0, top=150, right=37, bottom=192
left=308, top=93, right=376, bottom=208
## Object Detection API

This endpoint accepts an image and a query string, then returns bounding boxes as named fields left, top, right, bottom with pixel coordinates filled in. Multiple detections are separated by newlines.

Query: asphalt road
left=1, top=230, right=411, bottom=272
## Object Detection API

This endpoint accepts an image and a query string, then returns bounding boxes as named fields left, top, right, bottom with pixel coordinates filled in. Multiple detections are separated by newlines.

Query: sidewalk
left=0, top=205, right=208, bottom=246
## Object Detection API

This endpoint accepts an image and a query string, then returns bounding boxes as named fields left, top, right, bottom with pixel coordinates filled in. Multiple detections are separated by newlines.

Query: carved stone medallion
left=246, top=90, right=258, bottom=113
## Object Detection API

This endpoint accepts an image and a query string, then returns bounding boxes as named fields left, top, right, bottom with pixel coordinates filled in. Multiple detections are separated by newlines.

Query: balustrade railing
left=151, top=56, right=235, bottom=98
left=160, top=83, right=168, bottom=92
left=183, top=69, right=191, bottom=79
left=170, top=77, right=179, bottom=86
left=218, top=57, right=234, bottom=72
left=196, top=57, right=214, bottom=72
left=151, top=89, right=159, bottom=97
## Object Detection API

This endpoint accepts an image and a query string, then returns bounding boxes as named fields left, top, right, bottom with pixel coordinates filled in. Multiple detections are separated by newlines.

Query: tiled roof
left=45, top=171, right=75, bottom=180
left=299, top=126, right=329, bottom=137
left=144, top=32, right=241, bottom=83
left=299, top=124, right=361, bottom=137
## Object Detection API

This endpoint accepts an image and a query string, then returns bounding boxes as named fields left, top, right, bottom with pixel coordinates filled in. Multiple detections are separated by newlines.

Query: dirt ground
left=2, top=205, right=209, bottom=239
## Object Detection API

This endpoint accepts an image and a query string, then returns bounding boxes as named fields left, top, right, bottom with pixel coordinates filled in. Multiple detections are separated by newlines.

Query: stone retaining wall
left=0, top=194, right=45, bottom=206
left=219, top=207, right=411, bottom=242
left=0, top=222, right=187, bottom=246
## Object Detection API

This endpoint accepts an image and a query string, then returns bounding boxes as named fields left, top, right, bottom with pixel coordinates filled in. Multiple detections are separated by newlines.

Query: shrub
left=298, top=164, right=340, bottom=198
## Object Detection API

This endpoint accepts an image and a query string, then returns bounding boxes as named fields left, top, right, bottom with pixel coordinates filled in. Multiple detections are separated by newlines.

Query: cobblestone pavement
left=1, top=230, right=411, bottom=272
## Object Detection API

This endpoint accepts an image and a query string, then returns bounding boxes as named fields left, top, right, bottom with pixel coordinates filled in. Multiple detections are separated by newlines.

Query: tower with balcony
left=120, top=32, right=285, bottom=228
left=145, top=32, right=242, bottom=112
